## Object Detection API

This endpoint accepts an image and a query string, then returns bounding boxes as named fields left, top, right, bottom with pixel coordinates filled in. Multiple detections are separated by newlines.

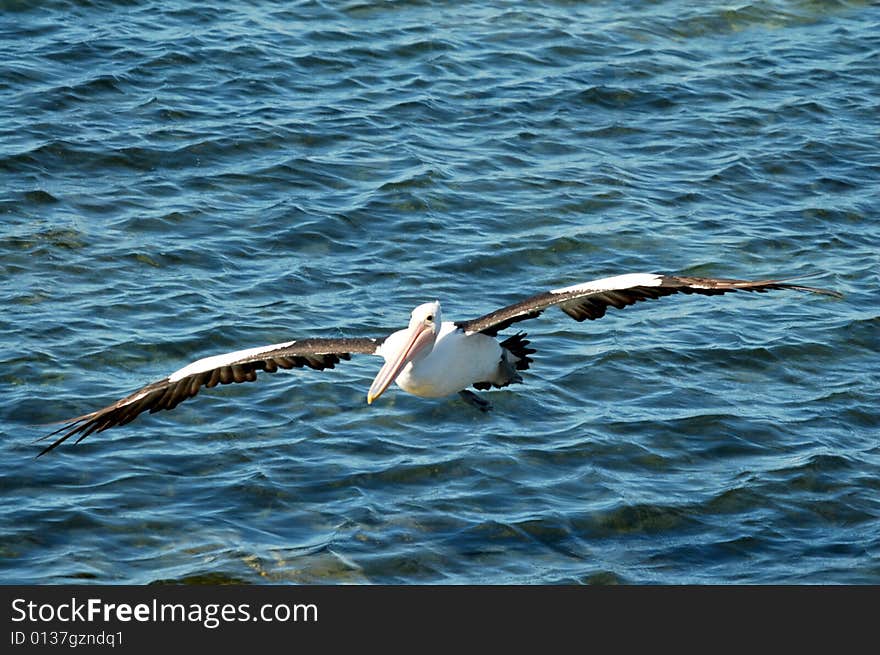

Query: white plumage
left=381, top=322, right=505, bottom=398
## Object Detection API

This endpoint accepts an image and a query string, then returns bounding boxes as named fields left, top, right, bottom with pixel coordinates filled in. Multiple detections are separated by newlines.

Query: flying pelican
left=35, top=273, right=840, bottom=456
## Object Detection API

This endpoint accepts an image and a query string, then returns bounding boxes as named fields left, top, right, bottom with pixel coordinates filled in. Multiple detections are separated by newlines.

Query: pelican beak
left=367, top=322, right=435, bottom=405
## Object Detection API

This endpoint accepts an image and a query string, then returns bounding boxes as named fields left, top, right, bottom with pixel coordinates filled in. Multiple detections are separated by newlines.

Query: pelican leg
left=459, top=390, right=492, bottom=412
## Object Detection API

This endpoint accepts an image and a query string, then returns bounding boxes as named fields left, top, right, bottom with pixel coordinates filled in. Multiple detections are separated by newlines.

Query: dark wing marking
left=455, top=273, right=841, bottom=337
left=35, top=337, right=383, bottom=456
left=473, top=332, right=535, bottom=391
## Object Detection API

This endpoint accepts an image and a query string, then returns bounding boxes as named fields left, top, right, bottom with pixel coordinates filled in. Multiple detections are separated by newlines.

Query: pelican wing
left=36, top=337, right=382, bottom=456
left=456, top=273, right=841, bottom=336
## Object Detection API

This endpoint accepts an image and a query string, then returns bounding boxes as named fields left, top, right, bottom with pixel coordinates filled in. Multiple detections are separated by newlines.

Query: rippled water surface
left=2, top=0, right=878, bottom=584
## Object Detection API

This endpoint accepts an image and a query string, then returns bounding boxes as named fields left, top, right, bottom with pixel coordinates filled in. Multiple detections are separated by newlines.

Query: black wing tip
left=777, top=275, right=843, bottom=298
left=35, top=432, right=73, bottom=458
left=36, top=443, right=60, bottom=458
left=660, top=273, right=842, bottom=298
left=783, top=285, right=843, bottom=298
left=33, top=416, right=95, bottom=457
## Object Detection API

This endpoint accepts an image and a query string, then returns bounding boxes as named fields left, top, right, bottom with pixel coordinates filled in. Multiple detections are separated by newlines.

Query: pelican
left=35, top=272, right=840, bottom=456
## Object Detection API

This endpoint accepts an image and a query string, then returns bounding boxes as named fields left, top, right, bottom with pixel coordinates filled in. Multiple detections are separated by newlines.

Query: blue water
left=1, top=0, right=878, bottom=584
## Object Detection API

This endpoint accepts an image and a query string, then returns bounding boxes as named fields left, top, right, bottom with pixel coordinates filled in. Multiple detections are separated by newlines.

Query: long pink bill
left=367, top=323, right=435, bottom=404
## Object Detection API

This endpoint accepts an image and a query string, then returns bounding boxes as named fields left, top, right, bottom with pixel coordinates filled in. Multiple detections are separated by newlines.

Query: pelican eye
left=426, top=314, right=434, bottom=322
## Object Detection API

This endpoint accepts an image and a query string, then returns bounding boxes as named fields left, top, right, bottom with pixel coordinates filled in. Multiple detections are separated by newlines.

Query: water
left=1, top=0, right=878, bottom=584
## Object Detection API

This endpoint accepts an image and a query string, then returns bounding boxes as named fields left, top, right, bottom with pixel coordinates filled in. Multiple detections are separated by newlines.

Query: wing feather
left=456, top=273, right=840, bottom=336
left=36, top=337, right=382, bottom=456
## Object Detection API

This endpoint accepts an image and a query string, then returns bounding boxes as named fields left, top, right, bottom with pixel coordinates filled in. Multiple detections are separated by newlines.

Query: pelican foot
left=459, top=390, right=492, bottom=413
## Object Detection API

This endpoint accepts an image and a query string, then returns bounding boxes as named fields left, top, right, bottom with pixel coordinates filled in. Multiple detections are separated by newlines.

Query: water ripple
left=0, top=0, right=877, bottom=584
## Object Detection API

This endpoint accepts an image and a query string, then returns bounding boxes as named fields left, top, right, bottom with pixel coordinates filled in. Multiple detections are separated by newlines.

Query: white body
left=379, top=322, right=502, bottom=398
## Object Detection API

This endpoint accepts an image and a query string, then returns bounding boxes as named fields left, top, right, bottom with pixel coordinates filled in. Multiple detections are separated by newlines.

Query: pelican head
left=367, top=301, right=441, bottom=404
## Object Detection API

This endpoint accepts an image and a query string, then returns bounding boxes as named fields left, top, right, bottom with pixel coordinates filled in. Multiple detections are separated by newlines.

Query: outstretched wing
left=36, top=337, right=383, bottom=456
left=455, top=273, right=841, bottom=336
